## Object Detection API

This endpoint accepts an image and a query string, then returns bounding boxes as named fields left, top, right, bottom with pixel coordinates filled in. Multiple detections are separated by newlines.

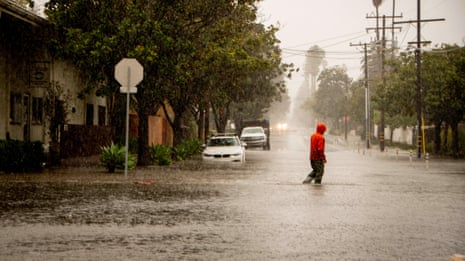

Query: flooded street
left=1, top=132, right=464, bottom=260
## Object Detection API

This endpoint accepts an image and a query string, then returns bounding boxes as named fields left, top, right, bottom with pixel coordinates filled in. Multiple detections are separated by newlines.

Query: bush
left=100, top=143, right=136, bottom=173
left=0, top=139, right=45, bottom=173
left=172, top=139, right=203, bottom=161
left=115, top=136, right=138, bottom=154
left=149, top=144, right=172, bottom=166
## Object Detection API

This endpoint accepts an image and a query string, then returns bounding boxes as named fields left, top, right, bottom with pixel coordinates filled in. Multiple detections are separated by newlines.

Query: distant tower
left=304, top=45, right=325, bottom=94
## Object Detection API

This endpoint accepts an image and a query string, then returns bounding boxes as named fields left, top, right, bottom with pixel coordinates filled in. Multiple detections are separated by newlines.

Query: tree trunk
left=137, top=109, right=152, bottom=166
left=204, top=107, right=210, bottom=141
left=389, top=126, right=394, bottom=146
left=433, top=121, right=441, bottom=154
left=172, top=116, right=184, bottom=147
left=443, top=123, right=449, bottom=153
left=109, top=94, right=126, bottom=143
left=197, top=105, right=205, bottom=141
left=136, top=88, right=157, bottom=166
left=161, top=102, right=186, bottom=147
left=451, top=121, right=459, bottom=159
left=212, top=101, right=230, bottom=134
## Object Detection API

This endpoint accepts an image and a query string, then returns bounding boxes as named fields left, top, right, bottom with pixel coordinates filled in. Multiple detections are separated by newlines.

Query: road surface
left=0, top=131, right=464, bottom=260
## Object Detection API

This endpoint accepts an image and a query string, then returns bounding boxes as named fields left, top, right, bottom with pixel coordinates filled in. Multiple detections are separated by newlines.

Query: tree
left=380, top=51, right=417, bottom=143
left=379, top=45, right=465, bottom=157
left=46, top=0, right=171, bottom=165
left=423, top=44, right=465, bottom=157
left=46, top=0, right=289, bottom=165
left=307, top=66, right=352, bottom=132
left=206, top=21, right=288, bottom=133
left=347, top=79, right=367, bottom=138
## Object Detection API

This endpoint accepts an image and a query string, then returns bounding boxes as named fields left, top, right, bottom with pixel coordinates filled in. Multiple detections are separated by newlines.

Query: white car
left=240, top=126, right=267, bottom=149
left=202, top=135, right=246, bottom=163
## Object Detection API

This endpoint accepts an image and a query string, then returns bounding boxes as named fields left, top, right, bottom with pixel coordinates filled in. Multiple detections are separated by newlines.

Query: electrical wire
left=284, top=31, right=367, bottom=49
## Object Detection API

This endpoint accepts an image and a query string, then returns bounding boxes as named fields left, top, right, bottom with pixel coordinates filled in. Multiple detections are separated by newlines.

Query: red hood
left=316, top=123, right=326, bottom=134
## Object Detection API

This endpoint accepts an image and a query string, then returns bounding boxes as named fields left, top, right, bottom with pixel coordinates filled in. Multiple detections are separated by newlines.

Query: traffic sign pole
left=114, top=58, right=143, bottom=178
left=124, top=67, right=131, bottom=177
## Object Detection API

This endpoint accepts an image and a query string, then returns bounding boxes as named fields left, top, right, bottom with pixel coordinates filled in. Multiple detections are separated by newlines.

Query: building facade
left=0, top=0, right=108, bottom=154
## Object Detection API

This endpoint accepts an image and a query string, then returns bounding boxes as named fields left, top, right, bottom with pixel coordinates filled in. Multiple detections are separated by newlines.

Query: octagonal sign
left=115, top=58, right=143, bottom=93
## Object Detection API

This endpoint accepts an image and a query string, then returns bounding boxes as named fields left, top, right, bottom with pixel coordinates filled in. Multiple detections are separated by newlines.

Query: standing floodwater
left=0, top=132, right=464, bottom=260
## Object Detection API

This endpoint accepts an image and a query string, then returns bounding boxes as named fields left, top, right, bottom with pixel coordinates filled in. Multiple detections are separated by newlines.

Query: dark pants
left=309, top=160, right=325, bottom=183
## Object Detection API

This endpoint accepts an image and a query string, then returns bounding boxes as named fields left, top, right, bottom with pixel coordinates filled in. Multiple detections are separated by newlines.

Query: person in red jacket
left=303, top=123, right=327, bottom=184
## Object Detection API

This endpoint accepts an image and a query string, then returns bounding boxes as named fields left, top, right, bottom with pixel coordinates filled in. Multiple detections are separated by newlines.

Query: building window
left=86, top=103, right=94, bottom=125
left=32, top=97, right=43, bottom=125
left=10, top=93, right=22, bottom=124
left=98, top=105, right=106, bottom=126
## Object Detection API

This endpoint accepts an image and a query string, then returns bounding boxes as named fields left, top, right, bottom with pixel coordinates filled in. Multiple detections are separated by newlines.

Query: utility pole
left=350, top=42, right=370, bottom=149
left=394, top=0, right=444, bottom=159
left=366, top=13, right=401, bottom=152
left=391, top=0, right=397, bottom=58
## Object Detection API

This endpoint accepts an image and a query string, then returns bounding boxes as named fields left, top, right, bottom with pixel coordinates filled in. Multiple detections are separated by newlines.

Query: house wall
left=145, top=103, right=174, bottom=147
left=148, top=115, right=173, bottom=146
left=51, top=60, right=107, bottom=127
left=0, top=4, right=108, bottom=149
left=374, top=125, right=414, bottom=145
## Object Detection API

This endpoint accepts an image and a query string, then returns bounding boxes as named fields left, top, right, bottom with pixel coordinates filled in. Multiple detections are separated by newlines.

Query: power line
left=284, top=31, right=367, bottom=49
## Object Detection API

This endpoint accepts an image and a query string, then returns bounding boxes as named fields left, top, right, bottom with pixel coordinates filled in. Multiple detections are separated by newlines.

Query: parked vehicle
left=239, top=119, right=271, bottom=150
left=202, top=135, right=246, bottom=163
left=240, top=126, right=267, bottom=150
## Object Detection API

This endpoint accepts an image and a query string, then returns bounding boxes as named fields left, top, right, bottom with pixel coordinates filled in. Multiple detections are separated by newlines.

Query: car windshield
left=208, top=137, right=239, bottom=147
left=242, top=127, right=264, bottom=134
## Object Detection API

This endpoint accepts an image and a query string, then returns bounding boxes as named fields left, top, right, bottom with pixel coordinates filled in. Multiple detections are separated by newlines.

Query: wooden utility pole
left=366, top=13, right=402, bottom=152
left=394, top=0, right=444, bottom=158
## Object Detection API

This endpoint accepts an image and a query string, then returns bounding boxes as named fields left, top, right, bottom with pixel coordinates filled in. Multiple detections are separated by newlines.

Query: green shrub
left=172, top=139, right=203, bottom=161
left=115, top=136, right=138, bottom=154
left=100, top=143, right=136, bottom=173
left=149, top=144, right=172, bottom=166
left=0, top=139, right=45, bottom=173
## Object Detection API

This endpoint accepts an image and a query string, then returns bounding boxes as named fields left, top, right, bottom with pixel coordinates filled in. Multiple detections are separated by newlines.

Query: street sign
left=114, top=58, right=144, bottom=177
left=115, top=58, right=143, bottom=92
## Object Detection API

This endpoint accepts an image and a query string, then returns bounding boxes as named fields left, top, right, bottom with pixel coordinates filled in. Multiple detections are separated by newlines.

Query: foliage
left=297, top=42, right=464, bottom=156
left=307, top=66, right=352, bottom=130
left=100, top=143, right=136, bottom=173
left=347, top=79, right=366, bottom=130
left=381, top=45, right=465, bottom=157
left=0, top=140, right=45, bottom=173
left=45, top=0, right=290, bottom=162
left=149, top=144, right=172, bottom=166
left=115, top=136, right=138, bottom=154
left=381, top=51, right=418, bottom=127
left=172, top=139, right=203, bottom=161
left=209, top=22, right=291, bottom=133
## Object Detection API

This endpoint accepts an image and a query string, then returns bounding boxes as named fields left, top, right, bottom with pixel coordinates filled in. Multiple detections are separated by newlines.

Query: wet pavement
left=0, top=131, right=464, bottom=260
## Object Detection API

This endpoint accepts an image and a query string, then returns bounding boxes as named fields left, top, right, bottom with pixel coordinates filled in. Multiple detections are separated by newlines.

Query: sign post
left=115, top=58, right=143, bottom=177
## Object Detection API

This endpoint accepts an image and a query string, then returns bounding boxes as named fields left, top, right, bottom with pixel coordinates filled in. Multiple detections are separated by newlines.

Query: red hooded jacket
left=310, top=123, right=326, bottom=161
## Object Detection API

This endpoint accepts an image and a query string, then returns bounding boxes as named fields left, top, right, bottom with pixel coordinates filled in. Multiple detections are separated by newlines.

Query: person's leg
left=303, top=161, right=316, bottom=183
left=314, top=160, right=325, bottom=184
left=302, top=175, right=313, bottom=183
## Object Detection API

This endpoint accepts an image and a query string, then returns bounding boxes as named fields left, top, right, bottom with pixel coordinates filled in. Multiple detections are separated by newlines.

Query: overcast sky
left=257, top=0, right=465, bottom=97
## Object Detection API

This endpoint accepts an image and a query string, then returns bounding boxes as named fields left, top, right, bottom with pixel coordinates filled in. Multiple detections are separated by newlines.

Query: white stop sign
left=115, top=58, right=143, bottom=92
